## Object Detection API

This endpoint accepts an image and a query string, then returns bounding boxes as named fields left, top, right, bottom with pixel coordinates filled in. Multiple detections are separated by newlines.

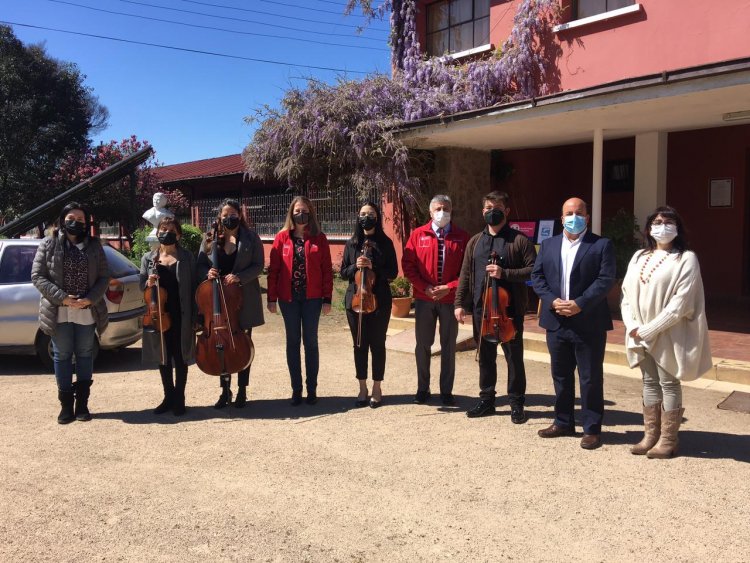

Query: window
left=426, top=0, right=490, bottom=57
left=0, top=246, right=37, bottom=284
left=575, top=0, right=634, bottom=19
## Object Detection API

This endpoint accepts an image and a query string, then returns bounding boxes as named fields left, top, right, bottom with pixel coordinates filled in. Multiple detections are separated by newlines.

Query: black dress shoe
left=510, top=405, right=527, bottom=424
left=290, top=391, right=303, bottom=406
left=441, top=394, right=456, bottom=406
left=369, top=398, right=382, bottom=409
left=466, top=400, right=495, bottom=418
left=354, top=397, right=369, bottom=407
left=305, top=392, right=318, bottom=405
left=413, top=390, right=431, bottom=404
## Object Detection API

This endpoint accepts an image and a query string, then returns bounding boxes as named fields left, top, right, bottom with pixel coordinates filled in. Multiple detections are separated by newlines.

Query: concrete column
left=634, top=132, right=668, bottom=231
left=591, top=128, right=604, bottom=234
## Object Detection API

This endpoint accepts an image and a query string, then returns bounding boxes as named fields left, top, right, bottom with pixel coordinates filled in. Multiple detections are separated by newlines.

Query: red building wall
left=415, top=0, right=750, bottom=92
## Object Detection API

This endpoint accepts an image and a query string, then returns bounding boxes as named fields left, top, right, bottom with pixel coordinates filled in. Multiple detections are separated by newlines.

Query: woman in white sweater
left=620, top=206, right=712, bottom=458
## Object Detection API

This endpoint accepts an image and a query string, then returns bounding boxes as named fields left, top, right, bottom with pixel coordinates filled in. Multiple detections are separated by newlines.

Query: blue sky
left=2, top=0, right=392, bottom=165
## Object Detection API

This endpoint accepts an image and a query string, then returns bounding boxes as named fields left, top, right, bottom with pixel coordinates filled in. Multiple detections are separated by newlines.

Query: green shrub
left=390, top=276, right=412, bottom=298
left=128, top=223, right=203, bottom=265
left=602, top=209, right=641, bottom=279
left=179, top=223, right=202, bottom=255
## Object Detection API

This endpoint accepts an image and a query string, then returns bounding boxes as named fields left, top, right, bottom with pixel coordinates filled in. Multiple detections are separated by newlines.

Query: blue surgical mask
left=563, top=214, right=586, bottom=235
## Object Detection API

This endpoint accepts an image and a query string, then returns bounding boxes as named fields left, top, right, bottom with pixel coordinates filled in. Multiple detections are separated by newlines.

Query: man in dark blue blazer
left=531, top=198, right=616, bottom=450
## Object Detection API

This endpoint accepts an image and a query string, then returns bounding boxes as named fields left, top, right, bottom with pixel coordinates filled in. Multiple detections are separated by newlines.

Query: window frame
left=573, top=0, right=635, bottom=20
left=426, top=0, right=491, bottom=58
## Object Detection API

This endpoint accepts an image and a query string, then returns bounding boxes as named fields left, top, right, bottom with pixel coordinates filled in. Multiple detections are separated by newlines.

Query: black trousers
left=546, top=327, right=606, bottom=434
left=346, top=304, right=391, bottom=381
left=158, top=322, right=187, bottom=393
left=472, top=312, right=526, bottom=406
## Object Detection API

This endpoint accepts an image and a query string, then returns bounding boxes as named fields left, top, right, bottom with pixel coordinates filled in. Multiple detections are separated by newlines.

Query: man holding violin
left=455, top=191, right=537, bottom=422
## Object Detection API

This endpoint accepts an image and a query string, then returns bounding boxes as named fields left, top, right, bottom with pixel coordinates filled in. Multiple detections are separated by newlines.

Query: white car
left=0, top=239, right=146, bottom=371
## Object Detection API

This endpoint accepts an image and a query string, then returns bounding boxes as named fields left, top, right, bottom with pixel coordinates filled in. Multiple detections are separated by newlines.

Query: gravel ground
left=1, top=310, right=749, bottom=562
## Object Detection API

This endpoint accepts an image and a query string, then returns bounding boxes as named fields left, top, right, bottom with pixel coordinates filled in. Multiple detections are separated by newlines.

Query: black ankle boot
left=57, top=389, right=75, bottom=424
left=73, top=380, right=93, bottom=421
left=234, top=386, right=247, bottom=408
left=173, top=365, right=187, bottom=416
left=155, top=367, right=174, bottom=415
left=214, top=376, right=232, bottom=409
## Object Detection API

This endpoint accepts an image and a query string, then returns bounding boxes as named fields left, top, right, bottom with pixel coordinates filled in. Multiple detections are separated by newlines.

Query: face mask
left=433, top=210, right=451, bottom=229
left=221, top=215, right=240, bottom=230
left=293, top=212, right=309, bottom=225
left=563, top=214, right=587, bottom=235
left=650, top=224, right=677, bottom=244
left=64, top=220, right=86, bottom=237
left=359, top=215, right=377, bottom=231
left=158, top=231, right=178, bottom=246
left=484, top=209, right=505, bottom=227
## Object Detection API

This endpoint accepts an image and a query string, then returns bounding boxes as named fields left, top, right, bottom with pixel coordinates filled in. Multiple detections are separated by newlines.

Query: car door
left=0, top=243, right=42, bottom=349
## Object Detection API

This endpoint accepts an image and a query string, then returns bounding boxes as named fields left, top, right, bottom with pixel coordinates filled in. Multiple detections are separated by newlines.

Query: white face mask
left=650, top=223, right=678, bottom=244
left=432, top=210, right=451, bottom=229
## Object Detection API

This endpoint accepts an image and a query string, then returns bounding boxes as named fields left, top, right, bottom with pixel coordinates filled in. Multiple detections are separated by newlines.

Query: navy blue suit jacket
left=531, top=231, right=616, bottom=334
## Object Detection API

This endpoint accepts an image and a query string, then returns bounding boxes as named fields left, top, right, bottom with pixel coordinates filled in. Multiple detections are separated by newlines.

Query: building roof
left=154, top=154, right=244, bottom=184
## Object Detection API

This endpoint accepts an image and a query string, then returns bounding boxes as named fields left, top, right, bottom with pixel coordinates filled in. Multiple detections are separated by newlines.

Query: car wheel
left=35, top=331, right=100, bottom=373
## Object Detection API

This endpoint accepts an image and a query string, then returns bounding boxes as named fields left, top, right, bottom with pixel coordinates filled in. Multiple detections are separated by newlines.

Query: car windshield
left=103, top=246, right=139, bottom=278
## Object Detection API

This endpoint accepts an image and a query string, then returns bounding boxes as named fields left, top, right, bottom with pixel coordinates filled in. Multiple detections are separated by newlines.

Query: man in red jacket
left=402, top=195, right=470, bottom=405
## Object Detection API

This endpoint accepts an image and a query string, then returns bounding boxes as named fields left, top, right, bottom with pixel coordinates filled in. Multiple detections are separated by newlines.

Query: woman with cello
left=139, top=217, right=197, bottom=416
left=197, top=199, right=264, bottom=409
left=340, top=202, right=398, bottom=408
left=267, top=196, right=333, bottom=406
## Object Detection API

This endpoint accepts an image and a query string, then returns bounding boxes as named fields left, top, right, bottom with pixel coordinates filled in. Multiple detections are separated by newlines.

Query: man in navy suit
left=531, top=197, right=616, bottom=450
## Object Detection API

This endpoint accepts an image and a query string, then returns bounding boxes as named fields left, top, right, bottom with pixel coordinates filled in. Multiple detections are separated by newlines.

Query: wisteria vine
left=243, top=0, right=560, bottom=206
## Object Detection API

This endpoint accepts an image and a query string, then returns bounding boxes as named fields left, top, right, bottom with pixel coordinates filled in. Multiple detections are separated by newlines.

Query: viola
left=195, top=223, right=254, bottom=376
left=351, top=239, right=377, bottom=348
left=142, top=255, right=172, bottom=365
left=478, top=251, right=516, bottom=348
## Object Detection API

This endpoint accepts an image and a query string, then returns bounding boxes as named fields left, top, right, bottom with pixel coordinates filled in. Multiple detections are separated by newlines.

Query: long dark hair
left=642, top=205, right=688, bottom=255
left=57, top=201, right=90, bottom=238
left=215, top=198, right=249, bottom=231
left=351, top=201, right=385, bottom=245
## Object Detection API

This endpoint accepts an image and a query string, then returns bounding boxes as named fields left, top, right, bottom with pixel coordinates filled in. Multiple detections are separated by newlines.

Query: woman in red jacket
left=267, top=196, right=333, bottom=405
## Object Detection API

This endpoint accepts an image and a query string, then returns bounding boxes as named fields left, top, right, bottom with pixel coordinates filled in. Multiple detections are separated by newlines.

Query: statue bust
left=142, top=192, right=174, bottom=247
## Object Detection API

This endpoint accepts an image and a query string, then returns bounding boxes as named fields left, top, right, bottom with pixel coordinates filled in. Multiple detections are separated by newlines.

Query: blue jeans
left=52, top=322, right=96, bottom=392
left=279, top=297, right=322, bottom=393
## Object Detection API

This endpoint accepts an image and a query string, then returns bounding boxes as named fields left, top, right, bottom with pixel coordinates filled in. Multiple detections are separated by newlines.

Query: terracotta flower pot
left=391, top=296, right=412, bottom=318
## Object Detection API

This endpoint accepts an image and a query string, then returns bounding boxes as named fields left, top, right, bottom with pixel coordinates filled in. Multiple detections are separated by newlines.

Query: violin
left=477, top=251, right=516, bottom=355
left=195, top=223, right=254, bottom=377
left=351, top=239, right=377, bottom=348
left=142, top=253, right=171, bottom=365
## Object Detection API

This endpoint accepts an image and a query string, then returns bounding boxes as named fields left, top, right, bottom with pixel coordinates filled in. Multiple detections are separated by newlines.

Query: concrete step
left=386, top=313, right=750, bottom=388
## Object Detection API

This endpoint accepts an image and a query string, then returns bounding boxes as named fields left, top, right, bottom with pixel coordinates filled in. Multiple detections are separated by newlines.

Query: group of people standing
left=32, top=191, right=712, bottom=458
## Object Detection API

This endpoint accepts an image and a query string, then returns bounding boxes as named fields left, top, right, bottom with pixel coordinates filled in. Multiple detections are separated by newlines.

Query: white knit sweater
left=620, top=249, right=712, bottom=381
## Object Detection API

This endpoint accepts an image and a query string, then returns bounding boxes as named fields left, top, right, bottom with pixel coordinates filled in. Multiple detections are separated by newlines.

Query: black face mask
left=483, top=209, right=505, bottom=227
left=359, top=216, right=377, bottom=231
left=64, top=220, right=86, bottom=237
left=158, top=231, right=178, bottom=246
left=221, top=215, right=240, bottom=230
left=293, top=212, right=309, bottom=225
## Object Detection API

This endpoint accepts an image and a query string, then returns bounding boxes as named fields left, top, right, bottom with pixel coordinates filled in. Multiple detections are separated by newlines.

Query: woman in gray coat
left=31, top=202, right=110, bottom=424
left=139, top=217, right=197, bottom=416
left=197, top=199, right=265, bottom=408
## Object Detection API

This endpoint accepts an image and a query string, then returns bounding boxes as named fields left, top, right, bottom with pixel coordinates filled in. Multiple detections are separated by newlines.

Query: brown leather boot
left=647, top=407, right=684, bottom=459
left=630, top=402, right=661, bottom=455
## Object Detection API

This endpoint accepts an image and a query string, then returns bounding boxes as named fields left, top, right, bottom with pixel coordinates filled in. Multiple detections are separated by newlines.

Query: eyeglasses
left=651, top=220, right=676, bottom=226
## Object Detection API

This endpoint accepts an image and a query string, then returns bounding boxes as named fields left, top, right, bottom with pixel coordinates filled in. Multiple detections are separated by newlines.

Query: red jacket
left=402, top=221, right=470, bottom=303
left=267, top=229, right=333, bottom=303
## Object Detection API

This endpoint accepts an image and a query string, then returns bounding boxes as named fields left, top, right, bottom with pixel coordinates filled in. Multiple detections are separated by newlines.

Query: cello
left=351, top=239, right=377, bottom=348
left=142, top=252, right=171, bottom=365
left=476, top=250, right=516, bottom=361
left=195, top=223, right=254, bottom=380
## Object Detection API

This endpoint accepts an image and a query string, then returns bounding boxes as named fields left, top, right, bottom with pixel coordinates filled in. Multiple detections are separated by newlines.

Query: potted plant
left=389, top=276, right=413, bottom=318
left=602, top=209, right=641, bottom=313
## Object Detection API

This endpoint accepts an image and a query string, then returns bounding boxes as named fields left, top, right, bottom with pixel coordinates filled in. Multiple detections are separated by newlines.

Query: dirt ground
left=1, top=309, right=749, bottom=562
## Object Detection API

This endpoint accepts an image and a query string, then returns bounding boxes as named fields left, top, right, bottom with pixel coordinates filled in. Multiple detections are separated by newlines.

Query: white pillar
left=591, top=128, right=604, bottom=234
left=634, top=132, right=668, bottom=231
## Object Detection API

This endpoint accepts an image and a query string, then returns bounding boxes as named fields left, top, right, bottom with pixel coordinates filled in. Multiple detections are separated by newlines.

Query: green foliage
left=179, top=223, right=202, bottom=255
left=128, top=223, right=202, bottom=265
left=0, top=25, right=108, bottom=219
left=390, top=275, right=412, bottom=298
left=602, top=209, right=641, bottom=279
